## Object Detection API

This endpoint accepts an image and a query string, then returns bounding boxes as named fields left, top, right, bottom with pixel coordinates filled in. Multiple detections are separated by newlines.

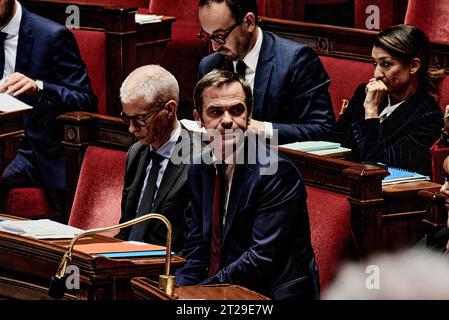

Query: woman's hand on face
left=364, top=78, right=388, bottom=119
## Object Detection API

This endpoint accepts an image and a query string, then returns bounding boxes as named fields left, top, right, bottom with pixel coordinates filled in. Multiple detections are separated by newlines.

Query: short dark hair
left=374, top=24, right=433, bottom=93
left=194, top=69, right=253, bottom=117
left=198, top=0, right=258, bottom=23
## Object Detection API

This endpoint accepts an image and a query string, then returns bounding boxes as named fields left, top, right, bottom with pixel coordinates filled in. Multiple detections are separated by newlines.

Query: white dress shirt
left=137, top=121, right=181, bottom=207
left=1, top=0, right=22, bottom=79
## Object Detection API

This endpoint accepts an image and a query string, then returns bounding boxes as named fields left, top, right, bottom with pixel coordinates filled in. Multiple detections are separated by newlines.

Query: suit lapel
left=151, top=125, right=192, bottom=211
left=381, top=91, right=424, bottom=136
left=151, top=161, right=184, bottom=211
left=222, top=164, right=253, bottom=243
left=202, top=164, right=215, bottom=242
left=15, top=8, right=33, bottom=74
left=253, top=32, right=274, bottom=119
left=126, top=146, right=152, bottom=216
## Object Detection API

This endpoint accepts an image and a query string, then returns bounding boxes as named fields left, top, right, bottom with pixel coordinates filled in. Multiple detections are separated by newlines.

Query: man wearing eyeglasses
left=197, top=0, right=335, bottom=144
left=115, top=65, right=192, bottom=254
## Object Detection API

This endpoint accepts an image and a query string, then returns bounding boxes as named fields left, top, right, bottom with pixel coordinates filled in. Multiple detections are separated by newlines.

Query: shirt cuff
left=264, top=121, right=274, bottom=139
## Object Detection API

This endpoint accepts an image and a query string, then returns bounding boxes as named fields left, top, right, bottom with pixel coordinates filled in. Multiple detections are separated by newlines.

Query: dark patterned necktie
left=208, top=164, right=226, bottom=277
left=236, top=60, right=246, bottom=79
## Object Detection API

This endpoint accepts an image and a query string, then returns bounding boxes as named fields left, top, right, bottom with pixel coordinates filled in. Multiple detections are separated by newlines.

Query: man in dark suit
left=116, top=65, right=192, bottom=254
left=0, top=0, right=97, bottom=214
left=175, top=69, right=319, bottom=300
left=197, top=0, right=335, bottom=144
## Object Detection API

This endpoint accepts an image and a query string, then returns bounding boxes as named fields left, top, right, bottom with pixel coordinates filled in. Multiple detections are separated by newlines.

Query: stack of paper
left=0, top=219, right=83, bottom=239
left=0, top=92, right=33, bottom=112
left=135, top=14, right=163, bottom=24
left=382, top=167, right=430, bottom=185
left=280, top=141, right=351, bottom=157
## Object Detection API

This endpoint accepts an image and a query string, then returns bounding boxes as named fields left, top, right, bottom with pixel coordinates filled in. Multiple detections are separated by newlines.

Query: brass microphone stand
left=49, top=213, right=177, bottom=299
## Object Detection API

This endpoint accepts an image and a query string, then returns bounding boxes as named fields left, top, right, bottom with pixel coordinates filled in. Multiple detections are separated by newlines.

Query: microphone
left=48, top=213, right=177, bottom=299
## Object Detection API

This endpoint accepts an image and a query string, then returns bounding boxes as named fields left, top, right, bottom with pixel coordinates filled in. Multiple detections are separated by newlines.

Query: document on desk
left=0, top=92, right=33, bottom=112
left=0, top=219, right=83, bottom=239
left=135, top=13, right=163, bottom=24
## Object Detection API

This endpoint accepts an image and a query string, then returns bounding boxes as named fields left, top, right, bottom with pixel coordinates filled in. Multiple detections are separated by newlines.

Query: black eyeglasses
left=120, top=105, right=163, bottom=127
left=197, top=20, right=242, bottom=44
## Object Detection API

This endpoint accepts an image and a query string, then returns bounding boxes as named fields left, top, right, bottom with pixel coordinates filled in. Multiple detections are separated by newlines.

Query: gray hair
left=120, top=65, right=179, bottom=106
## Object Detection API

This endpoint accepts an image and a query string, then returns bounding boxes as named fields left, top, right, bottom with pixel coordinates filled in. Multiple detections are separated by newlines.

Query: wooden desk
left=0, top=110, right=26, bottom=178
left=279, top=146, right=441, bottom=254
left=381, top=181, right=442, bottom=249
left=131, top=277, right=269, bottom=300
left=0, top=214, right=184, bottom=300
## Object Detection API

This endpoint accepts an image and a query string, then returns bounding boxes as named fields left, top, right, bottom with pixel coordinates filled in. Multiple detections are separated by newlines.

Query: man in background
left=197, top=0, right=335, bottom=144
left=0, top=0, right=97, bottom=214
left=116, top=65, right=191, bottom=254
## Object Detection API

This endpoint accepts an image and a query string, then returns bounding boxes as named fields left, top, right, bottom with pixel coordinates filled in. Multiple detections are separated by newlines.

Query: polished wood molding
left=259, top=16, right=449, bottom=73
left=131, top=277, right=270, bottom=300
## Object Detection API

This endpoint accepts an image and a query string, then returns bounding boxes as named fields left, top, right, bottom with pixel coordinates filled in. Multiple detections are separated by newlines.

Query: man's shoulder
left=22, top=7, right=67, bottom=35
left=199, top=52, right=224, bottom=70
left=263, top=30, right=313, bottom=54
left=127, top=142, right=146, bottom=160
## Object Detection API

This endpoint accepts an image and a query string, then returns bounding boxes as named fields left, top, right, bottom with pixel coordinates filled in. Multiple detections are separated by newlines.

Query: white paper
left=135, top=14, right=163, bottom=24
left=180, top=119, right=207, bottom=133
left=0, top=92, right=33, bottom=112
left=0, top=219, right=83, bottom=239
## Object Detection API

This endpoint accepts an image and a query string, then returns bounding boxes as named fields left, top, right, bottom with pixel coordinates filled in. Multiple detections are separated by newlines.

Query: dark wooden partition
left=280, top=147, right=441, bottom=255
left=259, top=16, right=449, bottom=71
left=22, top=0, right=174, bottom=116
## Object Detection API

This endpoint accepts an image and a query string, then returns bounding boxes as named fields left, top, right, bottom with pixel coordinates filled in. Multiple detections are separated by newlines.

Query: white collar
left=1, top=1, right=22, bottom=38
left=233, top=26, right=263, bottom=74
left=379, top=95, right=405, bottom=120
left=150, top=121, right=181, bottom=159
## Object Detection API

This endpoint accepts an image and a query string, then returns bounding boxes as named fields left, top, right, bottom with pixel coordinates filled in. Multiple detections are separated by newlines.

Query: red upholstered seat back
left=320, top=55, right=373, bottom=119
left=149, top=0, right=210, bottom=110
left=306, top=185, right=352, bottom=291
left=354, top=0, right=394, bottom=30
left=71, top=29, right=107, bottom=114
left=68, top=146, right=126, bottom=236
left=404, top=1, right=449, bottom=42
left=6, top=187, right=60, bottom=219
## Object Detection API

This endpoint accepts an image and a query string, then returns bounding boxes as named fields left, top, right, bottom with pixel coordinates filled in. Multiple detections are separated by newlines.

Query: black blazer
left=198, top=30, right=335, bottom=144
left=117, top=127, right=193, bottom=254
left=327, top=84, right=443, bottom=175
left=175, top=144, right=319, bottom=300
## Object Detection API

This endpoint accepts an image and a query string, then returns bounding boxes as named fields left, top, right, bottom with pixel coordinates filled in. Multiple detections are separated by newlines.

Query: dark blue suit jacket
left=1, top=7, right=97, bottom=212
left=176, top=144, right=319, bottom=300
left=18, top=7, right=97, bottom=158
left=198, top=30, right=335, bottom=144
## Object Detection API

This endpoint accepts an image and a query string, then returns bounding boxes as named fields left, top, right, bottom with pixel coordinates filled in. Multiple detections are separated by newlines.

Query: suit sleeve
left=272, top=45, right=335, bottom=143
left=201, top=161, right=308, bottom=288
left=36, top=27, right=97, bottom=112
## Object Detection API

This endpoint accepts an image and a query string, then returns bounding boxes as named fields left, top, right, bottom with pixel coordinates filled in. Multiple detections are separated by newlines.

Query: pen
left=444, top=114, right=449, bottom=120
